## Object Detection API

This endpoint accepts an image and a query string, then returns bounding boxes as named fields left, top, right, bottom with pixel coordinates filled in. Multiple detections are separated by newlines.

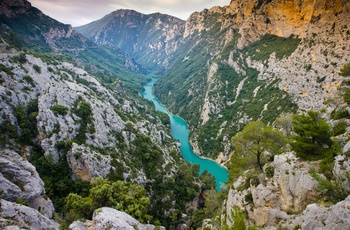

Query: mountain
left=75, top=10, right=185, bottom=73
left=0, top=0, right=93, bottom=51
left=0, top=0, right=212, bottom=228
left=1, top=0, right=350, bottom=229
left=77, top=0, right=350, bottom=161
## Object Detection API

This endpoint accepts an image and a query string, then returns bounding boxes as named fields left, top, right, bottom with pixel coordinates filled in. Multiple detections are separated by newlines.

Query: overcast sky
left=30, top=0, right=231, bottom=27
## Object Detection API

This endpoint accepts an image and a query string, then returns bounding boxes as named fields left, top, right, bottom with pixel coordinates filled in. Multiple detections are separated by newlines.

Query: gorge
left=0, top=0, right=350, bottom=229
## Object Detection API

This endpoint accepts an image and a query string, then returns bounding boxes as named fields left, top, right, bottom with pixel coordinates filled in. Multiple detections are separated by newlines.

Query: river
left=142, top=77, right=228, bottom=191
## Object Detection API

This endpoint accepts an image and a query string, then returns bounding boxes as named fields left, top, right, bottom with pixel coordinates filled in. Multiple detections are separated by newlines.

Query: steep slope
left=75, top=10, right=185, bottom=73
left=0, top=1, right=213, bottom=228
left=155, top=0, right=350, bottom=160
left=0, top=0, right=92, bottom=51
left=76, top=0, right=350, bottom=162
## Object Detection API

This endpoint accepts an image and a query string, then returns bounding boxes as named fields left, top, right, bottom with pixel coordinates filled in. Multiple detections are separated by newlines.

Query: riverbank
left=142, top=77, right=229, bottom=190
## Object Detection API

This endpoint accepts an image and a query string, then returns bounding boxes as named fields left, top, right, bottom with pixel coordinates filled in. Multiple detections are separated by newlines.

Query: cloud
left=29, top=0, right=230, bottom=26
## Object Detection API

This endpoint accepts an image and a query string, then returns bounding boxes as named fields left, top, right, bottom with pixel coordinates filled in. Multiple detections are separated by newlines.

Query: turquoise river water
left=142, top=78, right=228, bottom=190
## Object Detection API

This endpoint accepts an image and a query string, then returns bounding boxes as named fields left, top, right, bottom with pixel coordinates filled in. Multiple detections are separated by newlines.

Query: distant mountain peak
left=0, top=0, right=32, bottom=18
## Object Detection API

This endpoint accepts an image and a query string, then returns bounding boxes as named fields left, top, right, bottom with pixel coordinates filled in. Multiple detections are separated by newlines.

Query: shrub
left=51, top=104, right=69, bottom=116
left=33, top=64, right=41, bottom=73
left=265, top=165, right=274, bottom=178
left=333, top=121, right=347, bottom=136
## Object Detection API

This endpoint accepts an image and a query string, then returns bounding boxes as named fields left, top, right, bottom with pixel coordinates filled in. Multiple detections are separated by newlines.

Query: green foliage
left=33, top=64, right=41, bottom=73
left=332, top=120, right=347, bottom=136
left=72, top=98, right=94, bottom=144
left=0, top=118, right=18, bottom=147
left=156, top=111, right=170, bottom=125
left=12, top=53, right=27, bottom=64
left=291, top=110, right=333, bottom=160
left=330, top=107, right=350, bottom=120
left=23, top=75, right=34, bottom=86
left=15, top=198, right=30, bottom=206
left=231, top=120, right=286, bottom=170
left=242, top=34, right=301, bottom=62
left=222, top=206, right=247, bottom=230
left=200, top=170, right=216, bottom=191
left=0, top=63, right=13, bottom=76
left=342, top=88, right=350, bottom=105
left=310, top=169, right=349, bottom=204
left=51, top=104, right=69, bottom=116
left=65, top=177, right=152, bottom=223
left=29, top=148, right=91, bottom=214
left=339, top=62, right=350, bottom=76
left=265, top=165, right=274, bottom=178
left=13, top=99, right=39, bottom=144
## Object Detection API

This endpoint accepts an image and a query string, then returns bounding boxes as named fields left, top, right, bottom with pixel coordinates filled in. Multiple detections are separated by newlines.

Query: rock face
left=0, top=199, right=59, bottom=230
left=0, top=0, right=92, bottom=50
left=156, top=0, right=350, bottom=160
left=225, top=152, right=350, bottom=229
left=0, top=150, right=58, bottom=229
left=0, top=150, right=55, bottom=219
left=69, top=207, right=165, bottom=230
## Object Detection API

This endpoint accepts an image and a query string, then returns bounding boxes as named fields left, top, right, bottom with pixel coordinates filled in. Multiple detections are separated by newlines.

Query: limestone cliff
left=223, top=152, right=350, bottom=229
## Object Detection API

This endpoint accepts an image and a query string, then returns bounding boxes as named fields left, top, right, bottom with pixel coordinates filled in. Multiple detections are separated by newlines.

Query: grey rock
left=0, top=199, right=59, bottom=230
left=70, top=207, right=165, bottom=230
left=0, top=150, right=54, bottom=218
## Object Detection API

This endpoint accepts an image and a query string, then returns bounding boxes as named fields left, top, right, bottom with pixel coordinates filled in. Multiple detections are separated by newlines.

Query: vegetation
left=339, top=62, right=350, bottom=76
left=291, top=110, right=333, bottom=160
left=65, top=177, right=151, bottom=223
left=242, top=34, right=301, bottom=62
left=72, top=97, right=94, bottom=144
left=51, top=104, right=69, bottom=116
left=310, top=169, right=349, bottom=203
left=231, top=120, right=286, bottom=170
left=12, top=99, right=39, bottom=144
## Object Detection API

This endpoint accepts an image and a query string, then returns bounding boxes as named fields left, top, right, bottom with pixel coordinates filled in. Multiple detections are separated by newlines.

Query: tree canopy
left=65, top=177, right=151, bottom=223
left=231, top=120, right=286, bottom=171
left=291, top=110, right=333, bottom=160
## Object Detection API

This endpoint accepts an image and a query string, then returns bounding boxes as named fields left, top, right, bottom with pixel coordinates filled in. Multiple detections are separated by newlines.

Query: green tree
left=231, top=120, right=286, bottom=170
left=291, top=110, right=333, bottom=160
left=65, top=177, right=152, bottom=223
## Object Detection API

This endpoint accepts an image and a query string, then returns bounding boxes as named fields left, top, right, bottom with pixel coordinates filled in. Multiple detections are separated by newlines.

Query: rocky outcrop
left=0, top=199, right=59, bottom=230
left=294, top=196, right=350, bottom=230
left=69, top=207, right=164, bottom=230
left=0, top=149, right=58, bottom=228
left=226, top=152, right=319, bottom=228
left=225, top=152, right=350, bottom=229
left=0, top=150, right=55, bottom=219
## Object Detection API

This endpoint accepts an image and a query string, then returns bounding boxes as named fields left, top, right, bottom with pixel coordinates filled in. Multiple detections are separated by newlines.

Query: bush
left=51, top=104, right=69, bottom=116
left=265, top=165, right=274, bottom=178
left=12, top=53, right=27, bottom=64
left=333, top=121, right=347, bottom=136
left=33, top=64, right=41, bottom=73
left=291, top=110, right=333, bottom=160
left=339, top=62, right=350, bottom=76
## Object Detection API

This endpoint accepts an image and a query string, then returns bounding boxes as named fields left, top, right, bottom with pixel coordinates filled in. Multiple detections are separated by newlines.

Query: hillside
left=78, top=0, right=350, bottom=162
left=75, top=10, right=185, bottom=74
left=1, top=0, right=350, bottom=229
left=0, top=0, right=214, bottom=229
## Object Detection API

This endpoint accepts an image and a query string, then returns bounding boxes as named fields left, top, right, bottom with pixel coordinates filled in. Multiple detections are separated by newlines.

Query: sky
left=30, top=0, right=231, bottom=27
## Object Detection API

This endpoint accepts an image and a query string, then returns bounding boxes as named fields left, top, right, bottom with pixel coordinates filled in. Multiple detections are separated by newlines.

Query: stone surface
left=0, top=150, right=54, bottom=219
left=0, top=199, right=59, bottom=230
left=69, top=207, right=165, bottom=230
